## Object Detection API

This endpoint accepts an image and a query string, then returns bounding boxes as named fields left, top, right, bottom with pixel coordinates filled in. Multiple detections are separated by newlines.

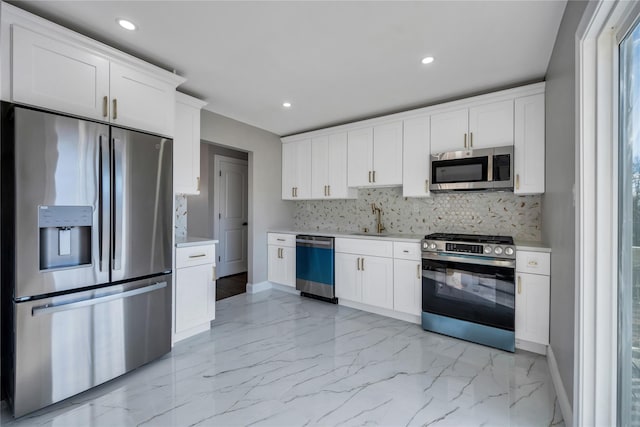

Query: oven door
left=422, top=253, right=515, bottom=331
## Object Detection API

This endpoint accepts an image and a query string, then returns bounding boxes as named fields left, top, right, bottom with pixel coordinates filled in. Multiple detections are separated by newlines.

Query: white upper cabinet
left=347, top=127, right=374, bottom=187
left=468, top=100, right=514, bottom=149
left=282, top=139, right=312, bottom=200
left=3, top=4, right=185, bottom=137
left=430, top=109, right=468, bottom=154
left=311, top=133, right=356, bottom=199
left=514, top=93, right=545, bottom=194
left=174, top=92, right=207, bottom=195
left=402, top=115, right=431, bottom=197
left=431, top=100, right=513, bottom=153
left=347, top=122, right=402, bottom=187
left=372, top=121, right=403, bottom=186
left=12, top=25, right=110, bottom=122
left=109, top=62, right=177, bottom=137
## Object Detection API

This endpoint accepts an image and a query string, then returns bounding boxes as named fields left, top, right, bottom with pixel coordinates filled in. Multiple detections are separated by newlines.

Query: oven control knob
left=505, top=247, right=514, bottom=256
left=494, top=246, right=503, bottom=255
left=484, top=246, right=492, bottom=254
left=429, top=243, right=437, bottom=250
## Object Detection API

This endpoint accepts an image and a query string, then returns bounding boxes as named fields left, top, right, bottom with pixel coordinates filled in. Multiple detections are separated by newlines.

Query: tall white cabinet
left=514, top=93, right=546, bottom=194
left=402, top=116, right=431, bottom=197
left=174, top=93, right=207, bottom=195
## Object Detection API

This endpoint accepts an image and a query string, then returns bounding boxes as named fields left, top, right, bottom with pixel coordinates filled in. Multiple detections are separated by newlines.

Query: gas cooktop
left=422, top=233, right=516, bottom=259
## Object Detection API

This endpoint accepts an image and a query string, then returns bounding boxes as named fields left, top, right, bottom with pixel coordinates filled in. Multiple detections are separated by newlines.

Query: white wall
left=542, top=0, right=588, bottom=409
left=200, top=110, right=294, bottom=285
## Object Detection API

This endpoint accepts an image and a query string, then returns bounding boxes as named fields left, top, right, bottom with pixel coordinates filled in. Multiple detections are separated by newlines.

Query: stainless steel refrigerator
left=0, top=103, right=173, bottom=417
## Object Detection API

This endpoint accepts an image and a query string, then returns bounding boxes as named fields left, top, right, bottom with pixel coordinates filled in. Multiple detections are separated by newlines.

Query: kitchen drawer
left=176, top=244, right=216, bottom=268
left=393, top=242, right=421, bottom=260
left=268, top=233, right=296, bottom=248
left=335, top=238, right=393, bottom=258
left=516, top=250, right=550, bottom=276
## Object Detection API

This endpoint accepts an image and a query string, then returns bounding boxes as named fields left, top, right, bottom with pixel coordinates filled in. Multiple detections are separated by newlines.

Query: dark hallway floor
left=216, top=272, right=247, bottom=300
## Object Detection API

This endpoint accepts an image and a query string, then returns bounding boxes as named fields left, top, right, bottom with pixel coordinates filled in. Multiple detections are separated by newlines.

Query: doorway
left=213, top=155, right=248, bottom=279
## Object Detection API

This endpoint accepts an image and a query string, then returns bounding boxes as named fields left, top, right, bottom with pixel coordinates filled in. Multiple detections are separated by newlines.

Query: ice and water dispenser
left=38, top=206, right=92, bottom=271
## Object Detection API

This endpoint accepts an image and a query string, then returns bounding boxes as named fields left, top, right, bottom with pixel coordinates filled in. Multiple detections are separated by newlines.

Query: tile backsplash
left=293, top=187, right=541, bottom=241
left=175, top=195, right=187, bottom=238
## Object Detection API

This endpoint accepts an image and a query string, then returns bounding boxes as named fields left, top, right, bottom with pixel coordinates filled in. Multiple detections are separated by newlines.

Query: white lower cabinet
left=392, top=242, right=422, bottom=316
left=267, top=233, right=296, bottom=287
left=174, top=243, right=216, bottom=343
left=515, top=250, right=550, bottom=349
left=335, top=238, right=394, bottom=310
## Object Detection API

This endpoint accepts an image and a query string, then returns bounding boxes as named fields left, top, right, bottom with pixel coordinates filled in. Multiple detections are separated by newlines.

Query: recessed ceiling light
left=282, top=102, right=292, bottom=108
left=421, top=56, right=435, bottom=65
left=117, top=19, right=137, bottom=31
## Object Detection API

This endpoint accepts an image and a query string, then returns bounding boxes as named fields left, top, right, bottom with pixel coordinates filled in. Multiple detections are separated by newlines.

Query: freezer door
left=111, top=127, right=173, bottom=282
left=10, top=107, right=111, bottom=299
left=11, top=274, right=172, bottom=417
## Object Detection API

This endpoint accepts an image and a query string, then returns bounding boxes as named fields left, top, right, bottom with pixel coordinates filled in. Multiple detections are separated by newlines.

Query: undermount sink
left=349, top=232, right=390, bottom=237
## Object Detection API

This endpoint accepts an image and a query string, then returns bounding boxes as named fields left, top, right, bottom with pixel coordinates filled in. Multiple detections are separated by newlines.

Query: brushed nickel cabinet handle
left=361, top=257, right=365, bottom=271
left=327, top=185, right=331, bottom=196
left=516, top=174, right=520, bottom=190
left=517, top=276, right=522, bottom=294
left=470, top=132, right=473, bottom=148
left=373, top=171, right=376, bottom=183
left=417, top=264, right=421, bottom=279
left=425, top=179, right=429, bottom=192
left=368, top=171, right=372, bottom=183
left=102, top=96, right=108, bottom=118
left=291, top=187, right=295, bottom=197
left=464, top=133, right=467, bottom=149
left=196, top=176, right=201, bottom=192
left=212, top=266, right=216, bottom=281
left=112, top=98, right=118, bottom=120
left=356, top=257, right=360, bottom=271
left=276, top=238, right=285, bottom=242
left=189, top=253, right=207, bottom=258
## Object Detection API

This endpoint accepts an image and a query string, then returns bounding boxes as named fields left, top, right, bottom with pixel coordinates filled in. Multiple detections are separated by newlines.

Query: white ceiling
left=8, top=1, right=567, bottom=136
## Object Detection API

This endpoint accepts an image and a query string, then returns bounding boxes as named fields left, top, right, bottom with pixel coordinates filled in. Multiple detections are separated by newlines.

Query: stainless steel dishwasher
left=295, top=235, right=337, bottom=303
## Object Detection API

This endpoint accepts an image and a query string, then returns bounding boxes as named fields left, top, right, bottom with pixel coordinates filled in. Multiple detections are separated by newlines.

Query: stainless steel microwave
left=430, top=146, right=513, bottom=192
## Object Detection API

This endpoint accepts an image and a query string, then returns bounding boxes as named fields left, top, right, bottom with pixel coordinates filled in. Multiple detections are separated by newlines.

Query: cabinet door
left=430, top=108, right=468, bottom=153
left=208, top=264, right=216, bottom=321
left=326, top=133, right=354, bottom=199
left=361, top=256, right=393, bottom=310
left=281, top=246, right=296, bottom=287
left=373, top=121, right=403, bottom=186
left=468, top=100, right=514, bottom=149
left=12, top=25, right=110, bottom=121
left=347, top=128, right=374, bottom=187
left=268, top=245, right=285, bottom=284
left=282, top=140, right=312, bottom=200
left=109, top=62, right=176, bottom=137
left=514, top=94, right=545, bottom=194
left=402, top=116, right=431, bottom=197
left=175, top=264, right=211, bottom=333
left=393, top=259, right=422, bottom=316
left=515, top=272, right=550, bottom=345
left=174, top=96, right=201, bottom=194
left=311, top=136, right=329, bottom=199
left=335, top=253, right=361, bottom=302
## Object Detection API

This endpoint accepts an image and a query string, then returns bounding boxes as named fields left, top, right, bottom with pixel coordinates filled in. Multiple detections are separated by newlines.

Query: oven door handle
left=422, top=253, right=515, bottom=268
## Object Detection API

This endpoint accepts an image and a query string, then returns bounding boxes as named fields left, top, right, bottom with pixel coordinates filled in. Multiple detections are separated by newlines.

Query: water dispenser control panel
left=38, top=206, right=92, bottom=228
left=38, top=206, right=92, bottom=271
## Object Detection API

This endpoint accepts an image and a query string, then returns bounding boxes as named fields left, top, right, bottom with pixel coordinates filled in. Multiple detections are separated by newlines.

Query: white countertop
left=175, top=236, right=219, bottom=248
left=515, top=240, right=551, bottom=253
left=268, top=229, right=422, bottom=243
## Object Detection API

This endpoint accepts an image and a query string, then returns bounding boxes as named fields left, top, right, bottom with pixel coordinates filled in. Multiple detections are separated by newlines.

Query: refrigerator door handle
left=98, top=135, right=110, bottom=272
left=112, top=137, right=123, bottom=271
left=31, top=281, right=167, bottom=316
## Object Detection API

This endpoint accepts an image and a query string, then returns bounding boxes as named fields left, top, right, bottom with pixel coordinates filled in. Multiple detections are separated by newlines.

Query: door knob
left=242, top=222, right=248, bottom=226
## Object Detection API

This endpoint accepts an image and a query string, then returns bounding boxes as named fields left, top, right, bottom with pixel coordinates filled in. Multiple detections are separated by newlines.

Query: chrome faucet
left=371, top=203, right=385, bottom=234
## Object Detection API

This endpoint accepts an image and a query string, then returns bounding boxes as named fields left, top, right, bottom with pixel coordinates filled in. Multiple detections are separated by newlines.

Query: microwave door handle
left=487, top=153, right=493, bottom=183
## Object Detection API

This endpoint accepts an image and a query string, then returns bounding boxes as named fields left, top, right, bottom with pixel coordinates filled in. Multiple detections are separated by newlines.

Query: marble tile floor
left=1, top=290, right=563, bottom=427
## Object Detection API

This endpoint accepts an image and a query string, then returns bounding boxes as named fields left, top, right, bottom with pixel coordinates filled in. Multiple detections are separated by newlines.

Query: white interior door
left=215, top=156, right=248, bottom=277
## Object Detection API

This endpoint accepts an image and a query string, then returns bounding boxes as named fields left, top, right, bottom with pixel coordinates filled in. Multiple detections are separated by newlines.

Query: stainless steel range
left=421, top=233, right=516, bottom=352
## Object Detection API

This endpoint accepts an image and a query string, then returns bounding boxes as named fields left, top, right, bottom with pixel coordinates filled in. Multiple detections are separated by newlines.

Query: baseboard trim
left=271, top=283, right=301, bottom=295
left=547, top=345, right=572, bottom=426
left=246, top=281, right=271, bottom=294
left=515, top=339, right=547, bottom=355
left=339, top=299, right=421, bottom=325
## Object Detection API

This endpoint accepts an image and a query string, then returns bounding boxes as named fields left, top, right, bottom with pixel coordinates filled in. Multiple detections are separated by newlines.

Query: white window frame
left=575, top=1, right=640, bottom=426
